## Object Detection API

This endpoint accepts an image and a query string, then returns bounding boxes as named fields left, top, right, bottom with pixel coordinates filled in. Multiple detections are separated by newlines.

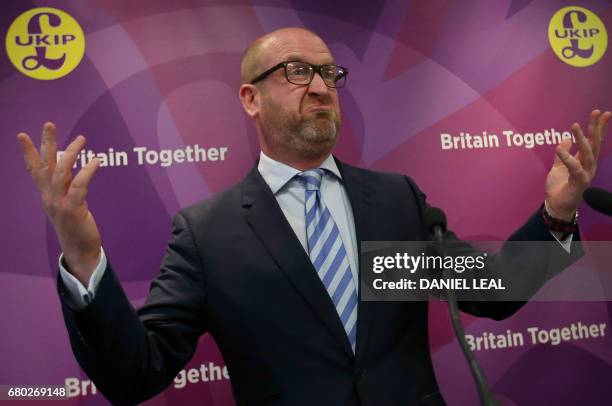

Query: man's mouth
left=304, top=105, right=331, bottom=114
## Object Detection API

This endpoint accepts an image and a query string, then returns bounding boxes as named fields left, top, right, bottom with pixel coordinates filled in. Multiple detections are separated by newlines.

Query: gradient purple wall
left=2, top=1, right=611, bottom=405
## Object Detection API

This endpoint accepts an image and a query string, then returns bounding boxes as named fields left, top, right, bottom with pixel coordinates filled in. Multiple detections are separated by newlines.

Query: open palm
left=545, top=110, right=611, bottom=220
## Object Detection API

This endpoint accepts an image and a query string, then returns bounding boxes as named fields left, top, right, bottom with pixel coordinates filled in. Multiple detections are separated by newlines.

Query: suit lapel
left=335, top=159, right=378, bottom=364
left=241, top=165, right=354, bottom=359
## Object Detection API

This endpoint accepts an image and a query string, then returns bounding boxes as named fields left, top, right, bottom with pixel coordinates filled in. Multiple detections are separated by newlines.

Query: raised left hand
left=546, top=109, right=611, bottom=221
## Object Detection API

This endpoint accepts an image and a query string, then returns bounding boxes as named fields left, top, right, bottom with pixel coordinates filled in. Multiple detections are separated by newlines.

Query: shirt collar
left=257, top=151, right=342, bottom=195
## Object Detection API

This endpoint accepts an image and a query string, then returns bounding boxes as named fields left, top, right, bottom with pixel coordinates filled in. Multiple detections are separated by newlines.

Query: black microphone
left=424, top=207, right=447, bottom=241
left=584, top=187, right=612, bottom=216
left=423, top=207, right=499, bottom=406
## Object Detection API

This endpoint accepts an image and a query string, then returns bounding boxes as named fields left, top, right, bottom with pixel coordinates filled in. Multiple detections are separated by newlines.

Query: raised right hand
left=18, top=122, right=102, bottom=286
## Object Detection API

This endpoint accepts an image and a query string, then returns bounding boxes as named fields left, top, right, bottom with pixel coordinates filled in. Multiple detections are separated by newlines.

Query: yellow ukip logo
left=548, top=6, right=607, bottom=67
left=5, top=7, right=85, bottom=80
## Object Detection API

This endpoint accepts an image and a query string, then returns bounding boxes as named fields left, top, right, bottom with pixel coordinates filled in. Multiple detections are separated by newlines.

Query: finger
left=16, top=132, right=40, bottom=178
left=588, top=109, right=601, bottom=138
left=553, top=139, right=572, bottom=165
left=598, top=110, right=611, bottom=141
left=571, top=123, right=595, bottom=171
left=39, top=122, right=57, bottom=172
left=66, top=158, right=100, bottom=204
left=51, top=135, right=86, bottom=198
left=556, top=144, right=588, bottom=184
left=590, top=110, right=612, bottom=160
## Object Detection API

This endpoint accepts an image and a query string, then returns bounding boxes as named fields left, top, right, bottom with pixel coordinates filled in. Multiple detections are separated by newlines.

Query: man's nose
left=307, top=72, right=330, bottom=95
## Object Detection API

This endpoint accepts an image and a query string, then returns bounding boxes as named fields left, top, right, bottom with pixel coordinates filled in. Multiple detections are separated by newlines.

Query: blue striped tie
left=299, top=169, right=358, bottom=352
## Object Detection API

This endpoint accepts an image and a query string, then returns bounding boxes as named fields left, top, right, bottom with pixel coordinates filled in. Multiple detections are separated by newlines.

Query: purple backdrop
left=2, top=0, right=611, bottom=405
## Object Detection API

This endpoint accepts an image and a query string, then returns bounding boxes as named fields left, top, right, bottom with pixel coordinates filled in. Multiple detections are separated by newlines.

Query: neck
left=261, top=148, right=331, bottom=171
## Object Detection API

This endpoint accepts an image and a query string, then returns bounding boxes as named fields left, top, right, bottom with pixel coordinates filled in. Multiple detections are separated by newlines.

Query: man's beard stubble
left=260, top=95, right=340, bottom=160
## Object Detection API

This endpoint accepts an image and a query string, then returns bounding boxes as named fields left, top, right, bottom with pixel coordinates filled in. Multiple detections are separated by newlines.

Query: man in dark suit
left=17, top=27, right=610, bottom=405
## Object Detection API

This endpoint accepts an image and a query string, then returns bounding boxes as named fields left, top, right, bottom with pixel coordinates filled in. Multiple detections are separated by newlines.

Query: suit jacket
left=58, top=159, right=581, bottom=405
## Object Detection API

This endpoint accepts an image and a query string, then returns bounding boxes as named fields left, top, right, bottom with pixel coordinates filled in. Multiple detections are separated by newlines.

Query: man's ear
left=239, top=84, right=259, bottom=118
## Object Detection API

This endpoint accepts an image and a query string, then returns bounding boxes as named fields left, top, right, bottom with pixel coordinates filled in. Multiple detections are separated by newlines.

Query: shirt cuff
left=550, top=231, right=573, bottom=253
left=58, top=247, right=107, bottom=309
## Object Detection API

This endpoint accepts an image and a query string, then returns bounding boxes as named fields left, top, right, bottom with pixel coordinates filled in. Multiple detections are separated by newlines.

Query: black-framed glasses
left=250, top=60, right=349, bottom=88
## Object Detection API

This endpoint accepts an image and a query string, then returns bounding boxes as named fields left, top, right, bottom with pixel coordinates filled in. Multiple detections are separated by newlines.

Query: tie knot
left=298, top=168, right=325, bottom=191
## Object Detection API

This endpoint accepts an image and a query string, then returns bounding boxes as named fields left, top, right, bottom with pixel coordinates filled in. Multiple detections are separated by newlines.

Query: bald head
left=240, top=27, right=331, bottom=84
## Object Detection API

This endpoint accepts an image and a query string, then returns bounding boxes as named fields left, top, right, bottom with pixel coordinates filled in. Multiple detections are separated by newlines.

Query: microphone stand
left=431, top=224, right=500, bottom=406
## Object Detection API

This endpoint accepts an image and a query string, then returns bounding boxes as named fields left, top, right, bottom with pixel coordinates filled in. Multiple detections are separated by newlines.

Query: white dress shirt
left=256, top=151, right=360, bottom=292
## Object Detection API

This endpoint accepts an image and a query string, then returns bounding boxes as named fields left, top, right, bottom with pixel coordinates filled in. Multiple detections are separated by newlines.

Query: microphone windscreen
left=424, top=207, right=447, bottom=235
left=583, top=187, right=612, bottom=216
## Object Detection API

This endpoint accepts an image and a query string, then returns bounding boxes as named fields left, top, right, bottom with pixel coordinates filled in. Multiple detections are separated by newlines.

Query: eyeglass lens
left=286, top=62, right=346, bottom=88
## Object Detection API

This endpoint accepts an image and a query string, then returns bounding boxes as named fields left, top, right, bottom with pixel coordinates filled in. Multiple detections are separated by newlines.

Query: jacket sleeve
left=404, top=175, right=584, bottom=320
left=57, top=212, right=207, bottom=405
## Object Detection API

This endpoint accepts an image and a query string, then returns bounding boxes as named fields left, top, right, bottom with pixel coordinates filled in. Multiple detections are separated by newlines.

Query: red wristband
left=541, top=202, right=578, bottom=234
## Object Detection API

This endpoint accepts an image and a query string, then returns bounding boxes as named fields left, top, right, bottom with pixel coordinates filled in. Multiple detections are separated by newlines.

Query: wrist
left=62, top=249, right=101, bottom=284
left=542, top=200, right=578, bottom=236
left=545, top=200, right=576, bottom=222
